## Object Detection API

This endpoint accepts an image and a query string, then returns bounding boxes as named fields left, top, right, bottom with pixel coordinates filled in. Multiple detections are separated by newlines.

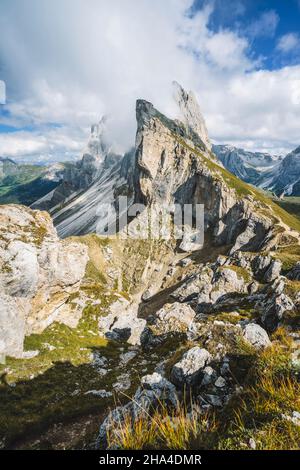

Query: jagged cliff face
left=173, top=81, right=212, bottom=151
left=133, top=98, right=211, bottom=205
left=32, top=118, right=122, bottom=212
left=46, top=85, right=277, bottom=255
left=132, top=98, right=276, bottom=253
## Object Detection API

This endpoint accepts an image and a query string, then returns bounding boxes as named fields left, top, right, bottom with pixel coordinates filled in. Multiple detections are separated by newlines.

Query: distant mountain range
left=213, top=144, right=300, bottom=197
left=0, top=156, right=64, bottom=206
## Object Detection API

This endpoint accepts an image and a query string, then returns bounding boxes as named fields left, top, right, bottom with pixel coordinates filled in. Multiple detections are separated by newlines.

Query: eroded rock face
left=0, top=205, right=88, bottom=357
left=0, top=293, right=26, bottom=358
left=132, top=96, right=275, bottom=256
left=172, top=262, right=249, bottom=312
left=32, top=117, right=118, bottom=212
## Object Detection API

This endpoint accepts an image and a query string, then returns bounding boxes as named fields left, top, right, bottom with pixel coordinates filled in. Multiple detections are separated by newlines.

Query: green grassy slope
left=0, top=165, right=59, bottom=206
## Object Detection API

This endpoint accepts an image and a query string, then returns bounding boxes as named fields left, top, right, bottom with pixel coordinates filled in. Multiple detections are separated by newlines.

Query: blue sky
left=197, top=0, right=300, bottom=69
left=0, top=0, right=299, bottom=162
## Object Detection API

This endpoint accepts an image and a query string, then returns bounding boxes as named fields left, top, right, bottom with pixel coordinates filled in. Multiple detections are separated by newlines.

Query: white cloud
left=246, top=10, right=279, bottom=38
left=277, top=32, right=300, bottom=53
left=0, top=127, right=86, bottom=163
left=0, top=0, right=299, bottom=162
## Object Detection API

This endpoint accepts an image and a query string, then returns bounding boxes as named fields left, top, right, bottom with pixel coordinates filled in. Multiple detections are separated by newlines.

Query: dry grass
left=105, top=326, right=300, bottom=450
left=219, top=336, right=300, bottom=450
left=106, top=397, right=217, bottom=450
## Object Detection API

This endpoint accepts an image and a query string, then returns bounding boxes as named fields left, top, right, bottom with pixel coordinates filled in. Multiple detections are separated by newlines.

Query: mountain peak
left=87, top=116, right=108, bottom=159
left=172, top=81, right=212, bottom=151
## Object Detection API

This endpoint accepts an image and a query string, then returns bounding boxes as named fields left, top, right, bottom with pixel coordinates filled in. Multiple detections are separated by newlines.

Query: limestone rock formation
left=242, top=323, right=271, bottom=350
left=153, top=302, right=196, bottom=335
left=172, top=261, right=250, bottom=311
left=173, top=81, right=212, bottom=151
left=98, top=298, right=146, bottom=346
left=171, top=347, right=212, bottom=386
left=32, top=117, right=122, bottom=214
left=0, top=205, right=88, bottom=357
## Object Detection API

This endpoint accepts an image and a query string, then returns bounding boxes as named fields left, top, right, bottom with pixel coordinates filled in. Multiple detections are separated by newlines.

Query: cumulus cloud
left=0, top=0, right=299, bottom=161
left=0, top=126, right=86, bottom=163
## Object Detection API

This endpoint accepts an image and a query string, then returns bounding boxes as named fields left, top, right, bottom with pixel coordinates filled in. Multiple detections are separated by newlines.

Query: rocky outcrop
left=152, top=302, right=196, bottom=335
left=255, top=278, right=294, bottom=332
left=141, top=302, right=197, bottom=347
left=172, top=262, right=250, bottom=311
left=98, top=298, right=146, bottom=346
left=32, top=118, right=123, bottom=214
left=252, top=255, right=282, bottom=282
left=171, top=347, right=212, bottom=386
left=132, top=96, right=275, bottom=254
left=287, top=262, right=300, bottom=281
left=0, top=205, right=88, bottom=357
left=264, top=260, right=282, bottom=282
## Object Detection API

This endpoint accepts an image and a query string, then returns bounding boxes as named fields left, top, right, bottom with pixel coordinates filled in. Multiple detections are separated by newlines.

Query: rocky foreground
left=0, top=84, right=299, bottom=450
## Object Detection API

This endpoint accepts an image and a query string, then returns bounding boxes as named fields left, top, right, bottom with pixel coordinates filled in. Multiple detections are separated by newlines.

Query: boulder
left=153, top=302, right=196, bottom=335
left=171, top=347, right=212, bottom=386
left=98, top=299, right=146, bottom=346
left=242, top=323, right=271, bottom=349
left=172, top=268, right=213, bottom=303
left=209, top=267, right=248, bottom=304
left=256, top=279, right=294, bottom=332
left=264, top=260, right=282, bottom=282
left=179, top=227, right=203, bottom=252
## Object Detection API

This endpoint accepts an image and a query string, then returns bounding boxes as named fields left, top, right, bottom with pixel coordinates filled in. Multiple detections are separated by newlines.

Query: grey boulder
left=171, top=346, right=212, bottom=386
left=243, top=323, right=271, bottom=350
